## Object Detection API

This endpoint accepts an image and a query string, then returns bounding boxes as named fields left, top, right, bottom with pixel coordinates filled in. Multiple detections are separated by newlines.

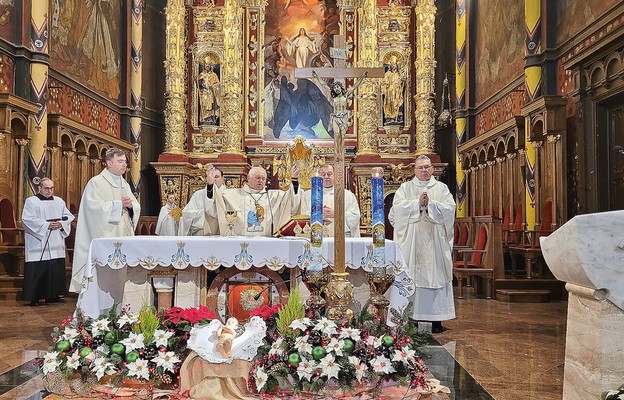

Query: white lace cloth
left=187, top=317, right=267, bottom=364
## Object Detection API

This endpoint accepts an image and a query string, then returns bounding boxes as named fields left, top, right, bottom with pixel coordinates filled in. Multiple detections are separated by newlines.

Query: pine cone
left=159, top=373, right=173, bottom=385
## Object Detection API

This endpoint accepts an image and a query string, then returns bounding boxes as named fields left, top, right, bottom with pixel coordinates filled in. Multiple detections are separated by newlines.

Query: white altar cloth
left=76, top=236, right=415, bottom=322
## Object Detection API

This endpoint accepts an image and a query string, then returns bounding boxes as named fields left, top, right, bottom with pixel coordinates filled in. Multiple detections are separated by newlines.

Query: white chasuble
left=297, top=187, right=361, bottom=237
left=180, top=187, right=220, bottom=236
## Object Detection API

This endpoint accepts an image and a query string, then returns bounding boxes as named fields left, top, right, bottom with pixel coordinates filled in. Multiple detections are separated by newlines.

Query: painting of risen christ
left=263, top=0, right=340, bottom=140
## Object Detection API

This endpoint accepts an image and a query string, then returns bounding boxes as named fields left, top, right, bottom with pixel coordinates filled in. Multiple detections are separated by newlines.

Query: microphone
left=46, top=216, right=69, bottom=222
left=265, top=181, right=275, bottom=235
left=614, top=145, right=624, bottom=155
left=40, top=216, right=69, bottom=261
left=253, top=271, right=306, bottom=300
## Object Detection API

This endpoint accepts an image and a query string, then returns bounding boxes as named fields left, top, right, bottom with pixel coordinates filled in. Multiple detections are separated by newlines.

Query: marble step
left=496, top=289, right=551, bottom=303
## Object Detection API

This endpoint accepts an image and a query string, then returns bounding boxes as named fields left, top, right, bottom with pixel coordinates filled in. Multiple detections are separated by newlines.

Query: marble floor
left=0, top=294, right=567, bottom=399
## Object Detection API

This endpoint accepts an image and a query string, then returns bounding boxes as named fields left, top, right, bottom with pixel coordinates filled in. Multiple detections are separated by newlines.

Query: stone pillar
left=524, top=0, right=542, bottom=101
left=153, top=276, right=175, bottom=310
left=454, top=0, right=467, bottom=217
left=129, top=0, right=144, bottom=198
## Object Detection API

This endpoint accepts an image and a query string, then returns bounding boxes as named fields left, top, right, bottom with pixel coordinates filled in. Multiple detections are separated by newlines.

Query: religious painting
left=474, top=0, right=524, bottom=105
left=196, top=53, right=221, bottom=127
left=49, top=0, right=122, bottom=103
left=0, top=0, right=15, bottom=43
left=263, top=0, right=340, bottom=140
left=380, top=52, right=406, bottom=127
left=556, top=0, right=619, bottom=45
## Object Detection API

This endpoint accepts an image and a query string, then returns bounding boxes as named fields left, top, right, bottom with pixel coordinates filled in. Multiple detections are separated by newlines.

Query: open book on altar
left=273, top=215, right=311, bottom=237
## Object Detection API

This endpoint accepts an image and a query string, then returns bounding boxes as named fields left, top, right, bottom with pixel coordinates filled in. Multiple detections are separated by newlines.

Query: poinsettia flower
left=152, top=351, right=181, bottom=373
left=339, top=327, right=361, bottom=341
left=126, top=358, right=150, bottom=381
left=296, top=357, right=317, bottom=381
left=318, top=354, right=340, bottom=380
left=289, top=318, right=311, bottom=331
left=371, top=354, right=395, bottom=375
left=313, top=317, right=337, bottom=336
left=153, top=329, right=174, bottom=348
left=327, top=338, right=345, bottom=356
left=366, top=335, right=383, bottom=348
left=96, top=344, right=110, bottom=355
left=255, top=367, right=268, bottom=391
left=90, top=318, right=111, bottom=336
left=62, top=327, right=80, bottom=345
left=268, top=337, right=284, bottom=356
left=91, top=357, right=115, bottom=380
left=42, top=352, right=60, bottom=375
left=348, top=356, right=368, bottom=382
left=120, top=332, right=145, bottom=353
left=250, top=304, right=282, bottom=320
left=117, top=312, right=139, bottom=328
left=392, top=346, right=416, bottom=364
left=65, top=351, right=81, bottom=371
left=294, top=335, right=313, bottom=354
left=164, top=307, right=184, bottom=324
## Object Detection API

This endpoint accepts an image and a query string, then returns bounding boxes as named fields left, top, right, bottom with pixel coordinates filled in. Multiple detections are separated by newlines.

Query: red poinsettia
left=164, top=305, right=217, bottom=324
left=250, top=304, right=282, bottom=320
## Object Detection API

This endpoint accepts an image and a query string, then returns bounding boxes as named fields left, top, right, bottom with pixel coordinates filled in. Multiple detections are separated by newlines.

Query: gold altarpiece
left=154, top=0, right=439, bottom=235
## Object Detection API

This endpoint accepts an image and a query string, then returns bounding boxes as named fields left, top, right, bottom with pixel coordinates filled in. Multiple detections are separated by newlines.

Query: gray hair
left=416, top=155, right=431, bottom=163
left=248, top=166, right=267, bottom=179
left=105, top=148, right=126, bottom=162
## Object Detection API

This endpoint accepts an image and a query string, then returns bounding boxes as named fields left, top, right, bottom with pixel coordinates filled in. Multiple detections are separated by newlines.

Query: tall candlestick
left=310, top=175, right=323, bottom=271
left=371, top=167, right=385, bottom=268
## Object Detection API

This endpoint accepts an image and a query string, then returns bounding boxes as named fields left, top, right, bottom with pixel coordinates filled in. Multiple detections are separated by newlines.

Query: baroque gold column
left=164, top=0, right=187, bottom=155
left=129, top=0, right=143, bottom=198
left=413, top=0, right=436, bottom=155
left=354, top=0, right=379, bottom=156
left=221, top=0, right=245, bottom=155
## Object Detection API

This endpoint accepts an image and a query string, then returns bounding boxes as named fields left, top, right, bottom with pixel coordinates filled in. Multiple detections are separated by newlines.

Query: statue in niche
left=380, top=56, right=405, bottom=125
left=198, top=61, right=221, bottom=125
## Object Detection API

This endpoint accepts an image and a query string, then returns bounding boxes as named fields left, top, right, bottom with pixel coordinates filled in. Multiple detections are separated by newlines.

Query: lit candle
left=309, top=173, right=323, bottom=271
left=371, top=167, right=385, bottom=268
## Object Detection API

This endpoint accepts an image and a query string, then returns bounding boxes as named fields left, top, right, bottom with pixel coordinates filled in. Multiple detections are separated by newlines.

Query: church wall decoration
left=475, top=85, right=525, bottom=136
left=49, top=0, right=123, bottom=102
left=555, top=0, right=619, bottom=46
left=0, top=0, right=15, bottom=44
left=0, top=54, right=13, bottom=93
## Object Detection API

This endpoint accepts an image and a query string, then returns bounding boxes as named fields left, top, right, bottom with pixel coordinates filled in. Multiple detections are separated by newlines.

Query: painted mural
left=263, top=0, right=340, bottom=140
left=0, top=0, right=15, bottom=43
left=556, top=0, right=619, bottom=46
left=474, top=0, right=524, bottom=105
left=49, top=0, right=122, bottom=102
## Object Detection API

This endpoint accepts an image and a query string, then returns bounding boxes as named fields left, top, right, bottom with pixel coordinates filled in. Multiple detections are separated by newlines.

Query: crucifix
left=295, top=36, right=384, bottom=320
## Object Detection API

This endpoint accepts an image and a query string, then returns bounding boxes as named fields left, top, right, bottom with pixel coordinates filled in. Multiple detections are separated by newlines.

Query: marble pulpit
left=541, top=210, right=624, bottom=400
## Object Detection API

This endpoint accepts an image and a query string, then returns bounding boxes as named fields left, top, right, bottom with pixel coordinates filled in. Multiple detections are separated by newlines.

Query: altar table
left=75, top=236, right=415, bottom=322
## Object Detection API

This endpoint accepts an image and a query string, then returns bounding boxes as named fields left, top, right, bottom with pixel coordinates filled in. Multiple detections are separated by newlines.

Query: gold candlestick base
left=366, top=269, right=395, bottom=323
left=302, top=269, right=329, bottom=309
left=324, top=272, right=354, bottom=323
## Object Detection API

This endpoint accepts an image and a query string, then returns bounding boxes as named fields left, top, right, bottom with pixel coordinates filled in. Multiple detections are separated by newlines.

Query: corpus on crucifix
left=294, top=48, right=383, bottom=320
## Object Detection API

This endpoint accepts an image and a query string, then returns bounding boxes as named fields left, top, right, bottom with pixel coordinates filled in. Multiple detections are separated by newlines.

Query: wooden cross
left=294, top=36, right=383, bottom=276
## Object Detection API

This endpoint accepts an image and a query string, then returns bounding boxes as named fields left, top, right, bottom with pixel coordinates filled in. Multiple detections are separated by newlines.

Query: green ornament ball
left=125, top=351, right=139, bottom=363
left=342, top=339, right=354, bottom=353
left=382, top=334, right=395, bottom=346
left=312, top=346, right=326, bottom=360
left=79, top=347, right=92, bottom=358
left=104, top=332, right=117, bottom=346
left=288, top=353, right=301, bottom=367
left=55, top=340, right=71, bottom=352
left=111, top=343, right=125, bottom=355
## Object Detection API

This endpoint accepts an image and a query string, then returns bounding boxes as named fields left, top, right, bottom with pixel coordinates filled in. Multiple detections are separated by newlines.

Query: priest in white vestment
left=203, top=164, right=300, bottom=237
left=179, top=167, right=225, bottom=236
left=391, top=155, right=455, bottom=333
left=155, top=193, right=181, bottom=236
left=297, top=164, right=361, bottom=237
left=69, top=148, right=140, bottom=293
left=21, top=178, right=74, bottom=306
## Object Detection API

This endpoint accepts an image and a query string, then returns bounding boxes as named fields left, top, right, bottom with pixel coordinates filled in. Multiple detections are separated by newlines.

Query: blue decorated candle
left=309, top=175, right=323, bottom=271
left=371, top=167, right=385, bottom=268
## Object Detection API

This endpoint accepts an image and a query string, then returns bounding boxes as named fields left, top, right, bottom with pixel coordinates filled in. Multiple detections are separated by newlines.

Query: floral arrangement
left=42, top=305, right=216, bottom=388
left=603, top=384, right=624, bottom=400
left=249, top=289, right=430, bottom=396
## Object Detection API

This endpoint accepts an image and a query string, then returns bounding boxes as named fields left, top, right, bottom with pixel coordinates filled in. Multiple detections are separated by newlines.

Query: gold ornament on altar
left=366, top=268, right=395, bottom=323
left=324, top=272, right=354, bottom=322
left=225, top=209, right=238, bottom=236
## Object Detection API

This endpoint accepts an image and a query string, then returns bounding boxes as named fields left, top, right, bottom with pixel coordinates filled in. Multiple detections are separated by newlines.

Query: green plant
left=276, top=285, right=305, bottom=340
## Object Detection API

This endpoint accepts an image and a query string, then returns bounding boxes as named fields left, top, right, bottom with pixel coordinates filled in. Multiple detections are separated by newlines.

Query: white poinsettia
left=392, top=346, right=416, bottom=364
left=348, top=355, right=368, bottom=382
left=294, top=335, right=313, bottom=354
left=296, top=357, right=317, bottom=381
left=65, top=351, right=81, bottom=371
left=371, top=354, right=395, bottom=375
left=366, top=335, right=383, bottom=348
left=90, top=318, right=111, bottom=336
left=96, top=344, right=110, bottom=355
left=126, top=358, right=150, bottom=381
left=153, top=329, right=174, bottom=348
left=152, top=351, right=181, bottom=373
left=318, top=354, right=340, bottom=380
left=313, top=317, right=337, bottom=336
left=42, top=352, right=60, bottom=375
left=326, top=338, right=345, bottom=356
left=268, top=337, right=284, bottom=356
left=62, top=327, right=80, bottom=345
left=120, top=332, right=145, bottom=353
left=117, top=312, right=139, bottom=328
left=289, top=318, right=310, bottom=331
left=255, top=367, right=268, bottom=391
left=91, top=357, right=115, bottom=380
left=339, top=327, right=361, bottom=341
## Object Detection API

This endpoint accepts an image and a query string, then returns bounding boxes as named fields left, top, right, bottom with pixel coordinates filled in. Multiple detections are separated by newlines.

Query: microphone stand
left=39, top=216, right=67, bottom=262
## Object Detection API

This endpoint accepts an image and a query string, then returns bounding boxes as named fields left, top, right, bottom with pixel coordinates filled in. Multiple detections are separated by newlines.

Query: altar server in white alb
left=179, top=167, right=225, bottom=236
left=156, top=193, right=181, bottom=236
left=69, top=148, right=140, bottom=293
left=21, top=178, right=74, bottom=306
left=203, top=164, right=300, bottom=237
left=297, top=163, right=361, bottom=237
left=391, top=155, right=455, bottom=333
